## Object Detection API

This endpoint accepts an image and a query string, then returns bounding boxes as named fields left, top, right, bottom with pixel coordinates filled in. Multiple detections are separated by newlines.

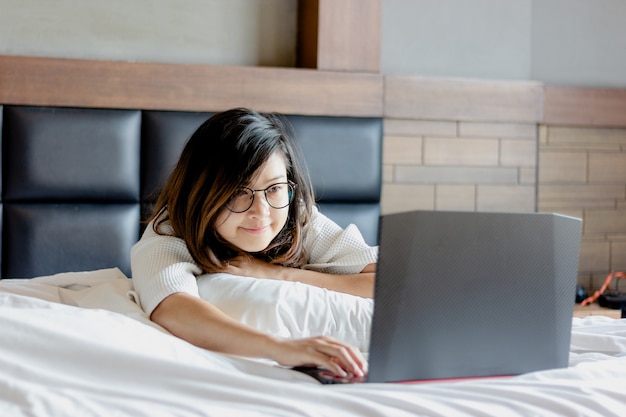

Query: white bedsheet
left=1, top=270, right=626, bottom=417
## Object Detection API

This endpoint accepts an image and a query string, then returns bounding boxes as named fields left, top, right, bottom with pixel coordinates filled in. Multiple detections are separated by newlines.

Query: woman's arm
left=226, top=259, right=376, bottom=298
left=225, top=208, right=378, bottom=297
left=151, top=292, right=367, bottom=377
left=132, top=216, right=370, bottom=377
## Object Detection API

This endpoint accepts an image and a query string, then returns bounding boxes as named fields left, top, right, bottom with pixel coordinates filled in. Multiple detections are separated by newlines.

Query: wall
left=2, top=0, right=625, bottom=87
left=539, top=124, right=626, bottom=288
left=381, top=81, right=626, bottom=288
left=382, top=0, right=626, bottom=88
left=382, top=0, right=533, bottom=81
left=2, top=0, right=626, bottom=290
left=379, top=0, right=626, bottom=289
left=531, top=0, right=626, bottom=88
left=381, top=77, right=541, bottom=216
left=0, top=0, right=298, bottom=67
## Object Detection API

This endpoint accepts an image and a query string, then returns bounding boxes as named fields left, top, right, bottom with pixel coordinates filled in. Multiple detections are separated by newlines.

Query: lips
left=241, top=224, right=270, bottom=234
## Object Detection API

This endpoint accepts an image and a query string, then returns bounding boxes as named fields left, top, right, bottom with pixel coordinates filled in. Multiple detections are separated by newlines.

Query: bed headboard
left=0, top=105, right=382, bottom=279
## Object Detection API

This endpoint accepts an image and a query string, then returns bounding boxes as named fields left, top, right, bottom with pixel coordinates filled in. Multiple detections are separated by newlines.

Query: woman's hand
left=225, top=255, right=284, bottom=280
left=264, top=335, right=368, bottom=378
left=153, top=294, right=368, bottom=378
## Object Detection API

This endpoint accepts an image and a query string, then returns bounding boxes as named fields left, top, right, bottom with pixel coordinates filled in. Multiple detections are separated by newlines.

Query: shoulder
left=303, top=206, right=378, bottom=273
left=308, top=205, right=341, bottom=233
left=130, top=218, right=202, bottom=316
left=131, top=219, right=194, bottom=265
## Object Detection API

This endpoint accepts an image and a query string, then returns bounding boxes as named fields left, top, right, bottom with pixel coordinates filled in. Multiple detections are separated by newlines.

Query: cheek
left=214, top=211, right=237, bottom=240
left=276, top=209, right=289, bottom=230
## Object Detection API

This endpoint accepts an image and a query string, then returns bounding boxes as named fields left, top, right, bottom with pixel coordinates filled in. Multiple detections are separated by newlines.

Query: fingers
left=314, top=337, right=367, bottom=377
left=272, top=336, right=368, bottom=378
left=224, top=257, right=286, bottom=282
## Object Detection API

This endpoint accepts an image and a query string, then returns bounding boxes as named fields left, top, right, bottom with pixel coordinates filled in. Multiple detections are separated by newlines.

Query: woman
left=131, top=108, right=376, bottom=378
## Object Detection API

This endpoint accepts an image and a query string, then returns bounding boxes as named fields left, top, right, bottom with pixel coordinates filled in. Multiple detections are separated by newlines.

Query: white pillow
left=197, top=273, right=373, bottom=352
left=56, top=269, right=159, bottom=331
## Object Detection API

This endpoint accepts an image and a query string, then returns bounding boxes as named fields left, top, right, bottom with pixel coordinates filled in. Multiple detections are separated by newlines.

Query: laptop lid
left=367, top=210, right=582, bottom=383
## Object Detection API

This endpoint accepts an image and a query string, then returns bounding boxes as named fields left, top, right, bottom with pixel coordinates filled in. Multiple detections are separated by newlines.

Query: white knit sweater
left=130, top=207, right=378, bottom=316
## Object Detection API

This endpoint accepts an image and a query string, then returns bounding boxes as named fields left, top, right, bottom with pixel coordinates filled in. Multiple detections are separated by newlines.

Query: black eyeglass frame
left=225, top=181, right=297, bottom=213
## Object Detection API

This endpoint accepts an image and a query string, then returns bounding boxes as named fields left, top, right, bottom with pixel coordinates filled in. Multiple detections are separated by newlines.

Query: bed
left=1, top=57, right=626, bottom=417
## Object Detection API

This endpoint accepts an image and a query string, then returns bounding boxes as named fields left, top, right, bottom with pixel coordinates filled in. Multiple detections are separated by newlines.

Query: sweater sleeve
left=130, top=221, right=203, bottom=316
left=303, top=206, right=378, bottom=274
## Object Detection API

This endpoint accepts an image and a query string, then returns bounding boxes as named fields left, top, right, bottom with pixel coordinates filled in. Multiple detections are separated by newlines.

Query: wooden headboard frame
left=0, top=55, right=383, bottom=117
left=3, top=54, right=626, bottom=129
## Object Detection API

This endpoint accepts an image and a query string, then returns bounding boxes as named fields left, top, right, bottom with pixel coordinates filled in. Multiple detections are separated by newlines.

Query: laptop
left=298, top=210, right=582, bottom=384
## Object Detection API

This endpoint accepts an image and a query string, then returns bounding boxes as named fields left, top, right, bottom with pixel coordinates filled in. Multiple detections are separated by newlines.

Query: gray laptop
left=366, top=210, right=582, bottom=383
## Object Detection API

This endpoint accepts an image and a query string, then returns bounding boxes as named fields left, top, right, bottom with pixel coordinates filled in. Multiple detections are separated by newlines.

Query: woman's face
left=215, top=152, right=290, bottom=253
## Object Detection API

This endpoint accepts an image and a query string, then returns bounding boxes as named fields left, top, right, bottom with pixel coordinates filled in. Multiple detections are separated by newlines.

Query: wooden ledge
left=0, top=55, right=383, bottom=117
left=384, top=75, right=544, bottom=123
left=544, top=86, right=626, bottom=128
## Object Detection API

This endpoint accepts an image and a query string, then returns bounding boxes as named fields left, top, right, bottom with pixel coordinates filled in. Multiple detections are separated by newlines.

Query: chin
left=238, top=239, right=274, bottom=253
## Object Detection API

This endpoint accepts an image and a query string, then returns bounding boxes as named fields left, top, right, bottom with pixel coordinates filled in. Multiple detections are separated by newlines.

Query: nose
left=247, top=191, right=271, bottom=216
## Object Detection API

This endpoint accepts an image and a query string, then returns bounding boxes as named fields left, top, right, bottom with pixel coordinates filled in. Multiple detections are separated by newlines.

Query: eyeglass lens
left=227, top=182, right=294, bottom=213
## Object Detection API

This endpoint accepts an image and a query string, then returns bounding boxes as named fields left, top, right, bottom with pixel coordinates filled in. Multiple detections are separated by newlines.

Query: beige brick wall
left=382, top=78, right=626, bottom=294
left=383, top=120, right=626, bottom=290
left=382, top=119, right=538, bottom=214
left=382, top=76, right=542, bottom=217
left=538, top=125, right=626, bottom=289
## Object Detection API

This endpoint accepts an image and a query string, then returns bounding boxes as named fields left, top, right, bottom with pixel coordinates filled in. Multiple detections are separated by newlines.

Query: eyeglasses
left=226, top=182, right=296, bottom=213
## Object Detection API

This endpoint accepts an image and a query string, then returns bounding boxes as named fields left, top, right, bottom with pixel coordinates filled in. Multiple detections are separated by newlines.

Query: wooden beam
left=0, top=55, right=383, bottom=117
left=384, top=76, right=544, bottom=123
left=298, top=0, right=381, bottom=73
left=297, top=0, right=319, bottom=69
left=544, top=86, right=626, bottom=127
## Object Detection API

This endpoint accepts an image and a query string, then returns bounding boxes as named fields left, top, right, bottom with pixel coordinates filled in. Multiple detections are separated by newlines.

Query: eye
left=232, top=188, right=251, bottom=199
left=266, top=183, right=284, bottom=194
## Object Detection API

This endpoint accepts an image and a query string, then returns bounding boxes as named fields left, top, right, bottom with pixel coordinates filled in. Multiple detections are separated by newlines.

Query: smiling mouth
left=242, top=225, right=270, bottom=234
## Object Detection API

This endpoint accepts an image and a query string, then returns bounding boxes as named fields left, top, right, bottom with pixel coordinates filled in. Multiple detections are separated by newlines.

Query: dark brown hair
left=149, top=108, right=314, bottom=273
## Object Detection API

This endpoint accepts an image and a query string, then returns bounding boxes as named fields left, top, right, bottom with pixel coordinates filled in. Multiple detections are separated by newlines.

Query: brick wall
left=382, top=119, right=538, bottom=214
left=538, top=125, right=626, bottom=289
left=382, top=76, right=543, bottom=216
left=382, top=77, right=626, bottom=292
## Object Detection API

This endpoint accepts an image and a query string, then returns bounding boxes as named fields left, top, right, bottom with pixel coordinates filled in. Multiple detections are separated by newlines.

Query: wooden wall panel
left=385, top=76, right=544, bottom=123
left=0, top=55, right=383, bottom=117
left=297, top=0, right=320, bottom=69
left=298, top=0, right=381, bottom=73
left=544, top=86, right=626, bottom=128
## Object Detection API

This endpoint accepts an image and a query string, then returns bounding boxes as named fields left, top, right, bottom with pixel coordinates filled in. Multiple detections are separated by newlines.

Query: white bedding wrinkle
left=0, top=293, right=396, bottom=417
left=2, top=273, right=626, bottom=416
left=570, top=316, right=626, bottom=356
left=0, top=267, right=128, bottom=303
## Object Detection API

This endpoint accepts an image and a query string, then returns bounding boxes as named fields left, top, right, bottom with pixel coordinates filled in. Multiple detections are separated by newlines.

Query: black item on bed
left=0, top=105, right=382, bottom=279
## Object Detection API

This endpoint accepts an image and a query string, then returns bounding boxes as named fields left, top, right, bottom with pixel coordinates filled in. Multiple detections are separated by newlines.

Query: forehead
left=248, top=152, right=287, bottom=185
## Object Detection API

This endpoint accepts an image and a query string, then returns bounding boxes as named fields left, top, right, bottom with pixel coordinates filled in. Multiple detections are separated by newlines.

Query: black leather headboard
left=1, top=105, right=382, bottom=278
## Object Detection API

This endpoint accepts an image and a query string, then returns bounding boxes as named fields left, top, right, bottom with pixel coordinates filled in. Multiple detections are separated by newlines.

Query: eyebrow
left=246, top=174, right=286, bottom=188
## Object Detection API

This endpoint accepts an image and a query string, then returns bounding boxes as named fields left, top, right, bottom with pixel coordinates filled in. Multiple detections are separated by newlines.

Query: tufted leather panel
left=317, top=203, right=380, bottom=246
left=4, top=204, right=139, bottom=278
left=288, top=115, right=382, bottom=203
left=1, top=105, right=381, bottom=278
left=3, top=106, right=142, bottom=278
left=4, top=106, right=141, bottom=201
left=141, top=111, right=214, bottom=219
left=290, top=115, right=382, bottom=245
